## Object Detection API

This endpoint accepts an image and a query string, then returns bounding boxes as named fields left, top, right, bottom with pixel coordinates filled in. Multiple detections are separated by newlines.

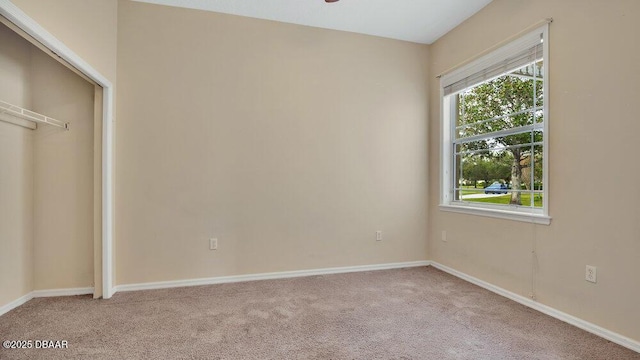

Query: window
left=439, top=26, right=550, bottom=224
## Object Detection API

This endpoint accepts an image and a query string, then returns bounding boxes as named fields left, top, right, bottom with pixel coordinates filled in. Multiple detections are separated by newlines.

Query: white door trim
left=0, top=0, right=115, bottom=298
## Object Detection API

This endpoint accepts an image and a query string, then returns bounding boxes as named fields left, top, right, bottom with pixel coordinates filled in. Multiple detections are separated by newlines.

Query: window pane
left=451, top=58, right=544, bottom=210
left=457, top=151, right=512, bottom=205
left=533, top=144, right=543, bottom=208
left=455, top=138, right=543, bottom=209
left=456, top=131, right=541, bottom=156
left=534, top=60, right=544, bottom=108
left=443, top=29, right=547, bottom=216
left=456, top=113, right=536, bottom=140
left=457, top=64, right=540, bottom=127
left=511, top=62, right=543, bottom=80
left=454, top=154, right=462, bottom=201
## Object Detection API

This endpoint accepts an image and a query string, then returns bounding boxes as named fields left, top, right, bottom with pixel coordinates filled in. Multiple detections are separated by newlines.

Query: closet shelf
left=0, top=100, right=69, bottom=130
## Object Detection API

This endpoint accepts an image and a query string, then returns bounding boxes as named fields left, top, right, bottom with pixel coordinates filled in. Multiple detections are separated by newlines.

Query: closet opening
left=0, top=12, right=110, bottom=302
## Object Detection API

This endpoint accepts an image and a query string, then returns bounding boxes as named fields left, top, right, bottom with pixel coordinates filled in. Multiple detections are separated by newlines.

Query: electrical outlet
left=585, top=265, right=597, bottom=283
left=441, top=230, right=447, bottom=242
left=376, top=231, right=382, bottom=241
left=209, top=238, right=218, bottom=250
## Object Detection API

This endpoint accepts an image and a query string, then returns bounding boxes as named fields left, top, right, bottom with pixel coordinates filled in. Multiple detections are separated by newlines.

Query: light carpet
left=0, top=267, right=638, bottom=359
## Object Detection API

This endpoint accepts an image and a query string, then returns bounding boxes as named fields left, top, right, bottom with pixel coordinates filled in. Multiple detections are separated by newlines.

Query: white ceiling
left=133, top=0, right=493, bottom=44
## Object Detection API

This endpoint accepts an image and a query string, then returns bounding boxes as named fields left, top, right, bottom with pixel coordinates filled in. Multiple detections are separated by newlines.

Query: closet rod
left=0, top=100, right=69, bottom=130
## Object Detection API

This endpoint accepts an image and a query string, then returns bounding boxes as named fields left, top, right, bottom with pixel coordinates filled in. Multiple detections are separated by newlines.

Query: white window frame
left=439, top=25, right=550, bottom=225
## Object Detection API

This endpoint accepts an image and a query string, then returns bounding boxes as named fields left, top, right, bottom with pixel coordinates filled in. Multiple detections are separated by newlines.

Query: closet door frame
left=0, top=0, right=115, bottom=299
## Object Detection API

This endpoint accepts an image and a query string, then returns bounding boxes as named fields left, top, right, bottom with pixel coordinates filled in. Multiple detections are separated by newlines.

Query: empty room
left=0, top=0, right=639, bottom=358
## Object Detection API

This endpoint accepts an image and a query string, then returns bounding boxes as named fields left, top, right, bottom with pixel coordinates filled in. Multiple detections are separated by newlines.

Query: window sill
left=439, top=204, right=551, bottom=225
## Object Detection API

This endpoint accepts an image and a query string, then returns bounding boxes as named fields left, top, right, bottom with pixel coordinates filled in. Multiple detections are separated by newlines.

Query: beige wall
left=10, top=0, right=118, bottom=85
left=0, top=21, right=31, bottom=108
left=0, top=122, right=34, bottom=305
left=429, top=0, right=640, bottom=342
left=31, top=46, right=96, bottom=290
left=115, top=1, right=429, bottom=285
left=0, top=24, right=34, bottom=305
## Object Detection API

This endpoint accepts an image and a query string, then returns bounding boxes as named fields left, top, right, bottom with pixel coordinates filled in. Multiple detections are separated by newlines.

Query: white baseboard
left=429, top=261, right=640, bottom=354
left=32, top=287, right=94, bottom=298
left=0, top=292, right=32, bottom=317
left=0, top=287, right=94, bottom=317
left=115, top=260, right=431, bottom=292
